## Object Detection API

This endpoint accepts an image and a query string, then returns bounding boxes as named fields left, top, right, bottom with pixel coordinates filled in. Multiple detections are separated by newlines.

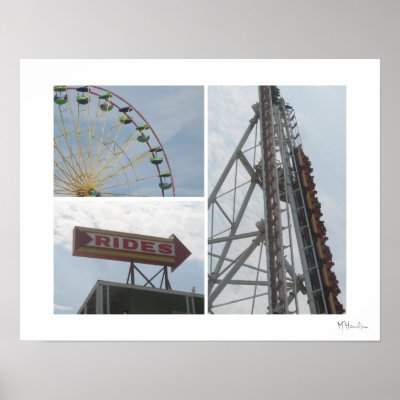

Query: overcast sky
left=54, top=200, right=204, bottom=314
left=208, top=86, right=346, bottom=314
left=108, top=86, right=204, bottom=196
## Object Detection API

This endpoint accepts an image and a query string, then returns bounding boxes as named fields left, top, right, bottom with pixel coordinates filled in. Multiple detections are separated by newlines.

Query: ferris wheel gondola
left=53, top=85, right=175, bottom=197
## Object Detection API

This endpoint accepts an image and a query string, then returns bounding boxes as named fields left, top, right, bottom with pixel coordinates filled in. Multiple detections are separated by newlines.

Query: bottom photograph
left=54, top=201, right=204, bottom=314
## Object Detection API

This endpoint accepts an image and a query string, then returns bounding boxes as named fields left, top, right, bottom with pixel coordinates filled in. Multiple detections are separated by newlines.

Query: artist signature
left=337, top=321, right=368, bottom=332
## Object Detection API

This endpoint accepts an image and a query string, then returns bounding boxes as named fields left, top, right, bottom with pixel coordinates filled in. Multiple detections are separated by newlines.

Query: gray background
left=0, top=0, right=397, bottom=399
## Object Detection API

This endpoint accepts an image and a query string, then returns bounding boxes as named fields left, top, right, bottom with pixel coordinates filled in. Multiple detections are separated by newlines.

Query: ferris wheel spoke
left=93, top=108, right=119, bottom=175
left=95, top=134, right=144, bottom=183
left=88, top=97, right=102, bottom=176
left=55, top=103, right=90, bottom=183
left=54, top=178, right=78, bottom=193
left=135, top=174, right=160, bottom=182
left=54, top=189, right=76, bottom=195
left=106, top=133, right=139, bottom=167
left=97, top=118, right=130, bottom=176
left=93, top=106, right=109, bottom=169
left=76, top=103, right=89, bottom=179
left=54, top=140, right=87, bottom=187
left=54, top=162, right=83, bottom=189
left=99, top=178, right=140, bottom=192
left=96, top=151, right=150, bottom=185
left=55, top=108, right=80, bottom=173
left=54, top=161, right=88, bottom=189
left=54, top=177, right=82, bottom=195
left=54, top=86, right=174, bottom=197
left=65, top=94, right=81, bottom=158
left=86, top=91, right=94, bottom=176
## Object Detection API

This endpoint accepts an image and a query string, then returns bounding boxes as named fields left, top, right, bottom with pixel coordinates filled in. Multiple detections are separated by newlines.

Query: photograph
left=54, top=200, right=205, bottom=314
left=54, top=85, right=204, bottom=197
left=20, top=59, right=379, bottom=341
left=6, top=2, right=392, bottom=397
left=208, top=86, right=346, bottom=314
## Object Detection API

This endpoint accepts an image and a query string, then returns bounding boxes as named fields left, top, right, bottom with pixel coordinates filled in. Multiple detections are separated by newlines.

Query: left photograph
left=54, top=201, right=205, bottom=314
left=54, top=85, right=204, bottom=197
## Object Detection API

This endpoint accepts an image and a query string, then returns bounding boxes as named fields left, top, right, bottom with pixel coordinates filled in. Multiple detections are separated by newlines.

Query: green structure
left=78, top=280, right=204, bottom=314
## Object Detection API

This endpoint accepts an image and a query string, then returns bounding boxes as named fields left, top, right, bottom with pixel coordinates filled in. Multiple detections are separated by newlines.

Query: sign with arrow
left=73, top=226, right=191, bottom=271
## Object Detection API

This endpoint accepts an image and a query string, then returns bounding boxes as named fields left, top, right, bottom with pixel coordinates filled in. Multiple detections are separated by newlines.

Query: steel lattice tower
left=208, top=86, right=344, bottom=314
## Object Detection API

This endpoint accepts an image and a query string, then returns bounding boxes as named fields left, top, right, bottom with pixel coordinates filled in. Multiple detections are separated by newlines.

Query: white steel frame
left=208, top=86, right=315, bottom=314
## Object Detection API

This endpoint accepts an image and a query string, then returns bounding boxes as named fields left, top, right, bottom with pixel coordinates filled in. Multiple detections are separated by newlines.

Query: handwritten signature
left=337, top=321, right=368, bottom=332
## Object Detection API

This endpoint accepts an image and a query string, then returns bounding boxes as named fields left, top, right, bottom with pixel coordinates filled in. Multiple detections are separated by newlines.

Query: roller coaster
left=208, top=86, right=345, bottom=314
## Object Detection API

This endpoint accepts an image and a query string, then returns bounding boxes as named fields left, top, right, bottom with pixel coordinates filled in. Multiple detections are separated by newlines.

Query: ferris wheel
left=54, top=86, right=175, bottom=197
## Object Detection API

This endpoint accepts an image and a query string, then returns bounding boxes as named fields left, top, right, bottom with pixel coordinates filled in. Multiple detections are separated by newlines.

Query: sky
left=208, top=86, right=346, bottom=314
left=54, top=86, right=204, bottom=197
left=54, top=200, right=204, bottom=314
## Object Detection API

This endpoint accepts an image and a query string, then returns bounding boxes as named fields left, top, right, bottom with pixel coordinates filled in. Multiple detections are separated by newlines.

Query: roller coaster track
left=208, top=86, right=344, bottom=314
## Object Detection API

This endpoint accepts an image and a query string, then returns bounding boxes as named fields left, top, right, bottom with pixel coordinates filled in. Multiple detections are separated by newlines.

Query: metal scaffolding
left=208, top=86, right=344, bottom=314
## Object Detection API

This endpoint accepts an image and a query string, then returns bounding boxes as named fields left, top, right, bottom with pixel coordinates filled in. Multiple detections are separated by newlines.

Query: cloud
left=54, top=303, right=74, bottom=311
left=54, top=86, right=204, bottom=197
left=54, top=200, right=205, bottom=313
left=208, top=86, right=346, bottom=313
left=54, top=200, right=204, bottom=262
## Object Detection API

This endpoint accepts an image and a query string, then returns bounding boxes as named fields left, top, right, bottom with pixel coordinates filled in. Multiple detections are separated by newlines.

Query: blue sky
left=54, top=200, right=204, bottom=314
left=54, top=86, right=204, bottom=197
left=208, top=86, right=346, bottom=313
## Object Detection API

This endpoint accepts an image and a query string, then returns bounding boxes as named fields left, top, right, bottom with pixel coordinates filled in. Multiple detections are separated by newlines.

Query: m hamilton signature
left=337, top=321, right=368, bottom=332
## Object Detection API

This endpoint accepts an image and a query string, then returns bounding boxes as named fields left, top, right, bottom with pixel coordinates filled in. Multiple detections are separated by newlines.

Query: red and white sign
left=73, top=226, right=191, bottom=271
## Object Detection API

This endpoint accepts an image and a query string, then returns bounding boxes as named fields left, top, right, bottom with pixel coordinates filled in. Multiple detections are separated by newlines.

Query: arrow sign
left=73, top=226, right=191, bottom=271
left=169, top=234, right=192, bottom=271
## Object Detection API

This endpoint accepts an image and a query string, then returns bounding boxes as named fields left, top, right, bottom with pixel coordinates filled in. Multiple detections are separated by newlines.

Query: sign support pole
left=164, top=266, right=171, bottom=290
left=125, top=261, right=173, bottom=290
left=126, top=261, right=136, bottom=285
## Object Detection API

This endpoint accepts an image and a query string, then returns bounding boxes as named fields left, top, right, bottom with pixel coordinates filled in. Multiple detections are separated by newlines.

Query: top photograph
left=53, top=85, right=204, bottom=197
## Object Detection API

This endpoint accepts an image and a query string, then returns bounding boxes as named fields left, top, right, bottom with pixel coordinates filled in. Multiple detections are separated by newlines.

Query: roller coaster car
left=319, top=236, right=328, bottom=244
left=311, top=214, right=319, bottom=234
left=328, top=293, right=337, bottom=314
left=311, top=215, right=327, bottom=237
left=312, top=208, right=322, bottom=218
left=300, top=165, right=313, bottom=174
left=306, top=192, right=315, bottom=209
left=316, top=239, right=332, bottom=261
left=325, top=260, right=334, bottom=268
left=334, top=299, right=345, bottom=314
left=317, top=239, right=324, bottom=260
left=296, top=150, right=304, bottom=167
left=322, top=266, right=331, bottom=287
left=308, top=194, right=315, bottom=210
left=301, top=170, right=309, bottom=188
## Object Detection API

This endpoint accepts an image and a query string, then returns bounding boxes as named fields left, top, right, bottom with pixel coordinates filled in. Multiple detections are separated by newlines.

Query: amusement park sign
left=73, top=226, right=191, bottom=271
